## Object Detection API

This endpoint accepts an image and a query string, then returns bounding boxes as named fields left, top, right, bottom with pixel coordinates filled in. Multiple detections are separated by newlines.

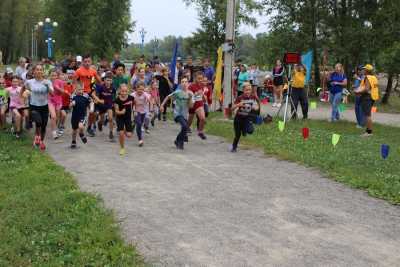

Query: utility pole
left=223, top=0, right=236, bottom=117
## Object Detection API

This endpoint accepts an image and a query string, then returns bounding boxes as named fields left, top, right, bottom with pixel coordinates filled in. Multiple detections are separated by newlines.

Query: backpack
left=366, top=75, right=379, bottom=100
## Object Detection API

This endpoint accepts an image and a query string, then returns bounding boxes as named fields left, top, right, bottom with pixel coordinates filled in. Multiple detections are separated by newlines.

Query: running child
left=49, top=70, right=65, bottom=139
left=131, top=82, right=151, bottom=147
left=59, top=70, right=75, bottom=134
left=149, top=78, right=160, bottom=127
left=70, top=82, right=89, bottom=149
left=0, top=78, right=9, bottom=130
left=160, top=77, right=193, bottom=150
left=188, top=71, right=207, bottom=140
left=230, top=82, right=259, bottom=152
left=92, top=72, right=116, bottom=141
left=7, top=76, right=26, bottom=139
left=114, top=84, right=134, bottom=155
left=22, top=64, right=54, bottom=150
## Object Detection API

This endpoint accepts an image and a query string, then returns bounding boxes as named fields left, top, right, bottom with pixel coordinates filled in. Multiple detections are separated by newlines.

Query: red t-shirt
left=62, top=83, right=75, bottom=108
left=74, top=67, right=98, bottom=93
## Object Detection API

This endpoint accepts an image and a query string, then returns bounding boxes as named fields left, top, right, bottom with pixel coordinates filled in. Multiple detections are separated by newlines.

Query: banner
left=301, top=50, right=313, bottom=84
left=169, top=42, right=179, bottom=89
left=214, top=46, right=223, bottom=99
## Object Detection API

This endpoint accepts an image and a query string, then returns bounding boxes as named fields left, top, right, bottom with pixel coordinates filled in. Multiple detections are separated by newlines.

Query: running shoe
left=80, top=135, right=88, bottom=144
left=119, top=148, right=125, bottom=156
left=361, top=132, right=373, bottom=138
left=52, top=130, right=59, bottom=140
left=71, top=141, right=77, bottom=149
left=145, top=129, right=150, bottom=134
left=174, top=140, right=184, bottom=150
left=33, top=135, right=41, bottom=148
left=87, top=128, right=95, bottom=137
left=138, top=140, right=144, bottom=147
left=184, top=135, right=188, bottom=143
left=39, top=141, right=46, bottom=151
left=229, top=145, right=237, bottom=153
left=151, top=119, right=155, bottom=127
left=198, top=132, right=207, bottom=140
left=15, top=133, right=21, bottom=139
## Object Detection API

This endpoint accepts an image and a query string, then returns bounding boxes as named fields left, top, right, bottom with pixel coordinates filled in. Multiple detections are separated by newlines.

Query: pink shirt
left=49, top=79, right=64, bottom=103
left=7, top=86, right=24, bottom=109
left=132, top=92, right=151, bottom=114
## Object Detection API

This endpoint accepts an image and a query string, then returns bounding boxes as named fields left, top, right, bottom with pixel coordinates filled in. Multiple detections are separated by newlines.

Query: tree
left=183, top=0, right=263, bottom=62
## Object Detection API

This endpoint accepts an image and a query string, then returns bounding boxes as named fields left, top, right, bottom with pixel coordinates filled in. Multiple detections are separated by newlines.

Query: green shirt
left=0, top=87, right=8, bottom=106
left=169, top=89, right=191, bottom=120
left=113, top=75, right=129, bottom=91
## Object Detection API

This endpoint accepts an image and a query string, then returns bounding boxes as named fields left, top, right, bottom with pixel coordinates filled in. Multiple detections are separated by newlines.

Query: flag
left=169, top=42, right=179, bottom=89
left=301, top=50, right=313, bottom=84
left=214, top=46, right=223, bottom=99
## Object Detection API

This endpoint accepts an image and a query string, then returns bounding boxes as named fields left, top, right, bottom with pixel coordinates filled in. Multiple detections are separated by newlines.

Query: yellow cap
left=363, top=64, right=374, bottom=71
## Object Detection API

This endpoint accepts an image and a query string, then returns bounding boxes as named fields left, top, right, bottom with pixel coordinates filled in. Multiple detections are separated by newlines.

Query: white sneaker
left=52, top=130, right=59, bottom=140
left=277, top=103, right=282, bottom=108
left=272, top=103, right=277, bottom=107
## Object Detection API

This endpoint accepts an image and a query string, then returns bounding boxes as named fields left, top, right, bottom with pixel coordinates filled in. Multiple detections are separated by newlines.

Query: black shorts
left=273, top=77, right=284, bottom=86
left=361, top=94, right=374, bottom=117
left=96, top=104, right=112, bottom=114
left=71, top=115, right=86, bottom=130
left=116, top=116, right=133, bottom=132
left=30, top=105, right=49, bottom=128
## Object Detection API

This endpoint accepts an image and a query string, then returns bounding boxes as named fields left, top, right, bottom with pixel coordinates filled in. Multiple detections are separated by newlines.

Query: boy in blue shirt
left=70, top=82, right=90, bottom=149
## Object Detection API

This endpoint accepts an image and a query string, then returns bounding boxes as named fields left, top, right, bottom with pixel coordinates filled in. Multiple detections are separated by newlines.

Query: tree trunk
left=381, top=73, right=393, bottom=104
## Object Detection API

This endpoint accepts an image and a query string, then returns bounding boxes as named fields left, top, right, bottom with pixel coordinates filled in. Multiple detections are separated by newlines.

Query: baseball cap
left=363, top=64, right=374, bottom=71
left=76, top=55, right=82, bottom=62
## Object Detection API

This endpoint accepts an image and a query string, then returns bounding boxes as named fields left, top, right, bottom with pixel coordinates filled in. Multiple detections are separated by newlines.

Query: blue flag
left=301, top=50, right=313, bottom=85
left=169, top=42, right=179, bottom=89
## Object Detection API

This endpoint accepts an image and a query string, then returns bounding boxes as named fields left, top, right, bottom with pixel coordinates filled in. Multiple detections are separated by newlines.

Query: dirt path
left=47, top=121, right=400, bottom=267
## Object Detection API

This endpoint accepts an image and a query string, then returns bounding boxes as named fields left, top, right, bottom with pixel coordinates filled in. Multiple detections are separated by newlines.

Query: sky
left=129, top=0, right=267, bottom=44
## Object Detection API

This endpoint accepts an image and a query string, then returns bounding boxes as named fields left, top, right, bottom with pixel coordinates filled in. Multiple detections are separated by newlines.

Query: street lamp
left=139, top=28, right=146, bottom=54
left=153, top=37, right=159, bottom=57
left=37, top=17, right=58, bottom=59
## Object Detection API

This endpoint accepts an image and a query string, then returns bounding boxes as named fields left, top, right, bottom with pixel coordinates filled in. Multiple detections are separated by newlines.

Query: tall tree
left=183, top=0, right=263, bottom=62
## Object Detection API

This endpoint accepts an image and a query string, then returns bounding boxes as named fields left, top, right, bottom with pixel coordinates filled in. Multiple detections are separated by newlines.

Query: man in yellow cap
left=354, top=64, right=379, bottom=137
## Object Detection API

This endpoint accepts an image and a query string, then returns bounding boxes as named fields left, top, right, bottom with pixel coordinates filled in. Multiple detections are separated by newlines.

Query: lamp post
left=153, top=37, right=159, bottom=57
left=38, top=18, right=58, bottom=59
left=139, top=28, right=146, bottom=54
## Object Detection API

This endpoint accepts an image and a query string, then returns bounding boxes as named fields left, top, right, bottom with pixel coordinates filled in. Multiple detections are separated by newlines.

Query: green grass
left=206, top=113, right=400, bottom=204
left=0, top=132, right=145, bottom=266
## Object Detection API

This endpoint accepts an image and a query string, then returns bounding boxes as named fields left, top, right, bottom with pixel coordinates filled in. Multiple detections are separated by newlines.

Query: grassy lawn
left=0, top=132, right=144, bottom=266
left=206, top=113, right=400, bottom=204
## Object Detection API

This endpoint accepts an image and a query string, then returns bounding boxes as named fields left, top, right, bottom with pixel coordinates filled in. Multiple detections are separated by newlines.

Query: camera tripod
left=275, top=64, right=298, bottom=123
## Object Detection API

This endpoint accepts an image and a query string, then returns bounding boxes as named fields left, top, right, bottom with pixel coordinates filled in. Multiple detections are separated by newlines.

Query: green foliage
left=0, top=0, right=43, bottom=63
left=183, top=0, right=263, bottom=62
left=0, top=132, right=144, bottom=266
left=206, top=113, right=400, bottom=204
left=45, top=0, right=133, bottom=59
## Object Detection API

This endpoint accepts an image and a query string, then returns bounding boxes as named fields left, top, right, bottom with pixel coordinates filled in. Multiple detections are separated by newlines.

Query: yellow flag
left=214, top=46, right=223, bottom=99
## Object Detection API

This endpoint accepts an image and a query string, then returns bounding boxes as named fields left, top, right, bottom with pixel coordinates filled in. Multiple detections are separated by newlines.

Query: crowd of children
left=0, top=54, right=217, bottom=155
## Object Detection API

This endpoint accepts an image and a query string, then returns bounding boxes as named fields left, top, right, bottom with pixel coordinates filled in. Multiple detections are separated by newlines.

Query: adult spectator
left=272, top=59, right=285, bottom=108
left=355, top=64, right=379, bottom=137
left=353, top=65, right=365, bottom=128
left=248, top=64, right=260, bottom=96
left=328, top=63, right=347, bottom=122
left=111, top=52, right=122, bottom=70
left=203, top=58, right=215, bottom=87
left=290, top=64, right=308, bottom=119
left=237, top=64, right=249, bottom=97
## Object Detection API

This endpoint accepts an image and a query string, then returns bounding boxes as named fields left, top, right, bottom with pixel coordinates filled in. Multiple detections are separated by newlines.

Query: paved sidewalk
left=47, top=121, right=400, bottom=267
left=262, top=102, right=400, bottom=127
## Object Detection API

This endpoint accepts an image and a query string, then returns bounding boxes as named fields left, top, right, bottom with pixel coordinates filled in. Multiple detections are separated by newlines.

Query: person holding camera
left=290, top=64, right=308, bottom=119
